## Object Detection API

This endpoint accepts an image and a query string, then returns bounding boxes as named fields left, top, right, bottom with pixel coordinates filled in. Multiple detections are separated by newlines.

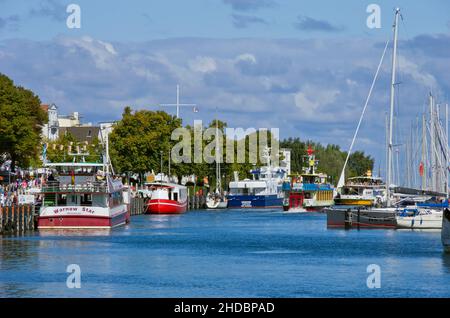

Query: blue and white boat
left=227, top=148, right=289, bottom=209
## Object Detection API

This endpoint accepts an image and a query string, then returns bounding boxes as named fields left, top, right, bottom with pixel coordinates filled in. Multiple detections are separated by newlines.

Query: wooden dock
left=0, top=205, right=35, bottom=235
left=129, top=197, right=146, bottom=215
left=0, top=195, right=208, bottom=235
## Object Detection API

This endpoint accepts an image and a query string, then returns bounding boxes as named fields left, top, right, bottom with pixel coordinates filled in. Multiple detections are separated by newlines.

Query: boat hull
left=227, top=194, right=283, bottom=209
left=442, top=209, right=450, bottom=252
left=326, top=207, right=397, bottom=228
left=38, top=208, right=129, bottom=229
left=334, top=198, right=373, bottom=206
left=206, top=200, right=228, bottom=209
left=147, top=199, right=187, bottom=214
left=396, top=213, right=442, bottom=229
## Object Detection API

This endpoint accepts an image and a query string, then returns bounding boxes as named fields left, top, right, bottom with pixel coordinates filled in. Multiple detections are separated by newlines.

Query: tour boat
left=396, top=207, right=442, bottom=229
left=333, top=173, right=386, bottom=207
left=283, top=146, right=334, bottom=212
left=37, top=162, right=130, bottom=229
left=145, top=182, right=188, bottom=214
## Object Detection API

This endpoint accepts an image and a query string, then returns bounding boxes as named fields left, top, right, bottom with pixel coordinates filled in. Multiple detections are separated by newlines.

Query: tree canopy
left=0, top=73, right=47, bottom=171
left=109, top=107, right=182, bottom=177
left=280, top=137, right=374, bottom=185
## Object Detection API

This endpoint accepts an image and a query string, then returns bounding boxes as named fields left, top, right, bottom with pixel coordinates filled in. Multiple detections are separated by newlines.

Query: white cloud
left=234, top=53, right=257, bottom=64
left=188, top=56, right=217, bottom=73
left=294, top=85, right=340, bottom=120
left=59, top=36, right=117, bottom=70
left=398, top=55, right=437, bottom=89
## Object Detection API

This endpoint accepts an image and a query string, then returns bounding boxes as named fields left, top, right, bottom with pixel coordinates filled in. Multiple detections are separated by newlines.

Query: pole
left=176, top=84, right=180, bottom=119
left=387, top=8, right=400, bottom=207
left=160, top=151, right=163, bottom=179
left=168, top=149, right=171, bottom=182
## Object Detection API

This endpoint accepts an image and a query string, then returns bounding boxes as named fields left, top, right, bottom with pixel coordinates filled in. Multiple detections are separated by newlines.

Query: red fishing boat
left=145, top=182, right=188, bottom=214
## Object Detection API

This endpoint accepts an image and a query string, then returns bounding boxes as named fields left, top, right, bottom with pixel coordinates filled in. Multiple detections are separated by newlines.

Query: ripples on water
left=1, top=209, right=449, bottom=297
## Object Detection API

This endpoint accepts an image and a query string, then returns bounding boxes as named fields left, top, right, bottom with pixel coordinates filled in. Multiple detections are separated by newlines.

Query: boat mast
left=446, top=103, right=449, bottom=198
left=421, top=113, right=427, bottom=190
left=430, top=93, right=436, bottom=191
left=386, top=8, right=400, bottom=207
left=215, top=107, right=221, bottom=193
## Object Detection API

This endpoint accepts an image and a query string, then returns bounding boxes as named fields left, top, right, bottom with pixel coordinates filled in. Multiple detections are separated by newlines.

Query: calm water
left=1, top=209, right=449, bottom=298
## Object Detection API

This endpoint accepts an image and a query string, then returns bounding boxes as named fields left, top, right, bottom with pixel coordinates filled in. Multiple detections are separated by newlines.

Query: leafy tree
left=280, top=138, right=374, bottom=185
left=348, top=151, right=374, bottom=177
left=0, top=73, right=47, bottom=171
left=109, top=107, right=182, bottom=182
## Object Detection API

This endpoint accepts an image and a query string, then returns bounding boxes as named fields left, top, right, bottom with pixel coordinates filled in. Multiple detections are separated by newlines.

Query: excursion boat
left=37, top=162, right=130, bottom=229
left=333, top=173, right=386, bottom=207
left=396, top=207, right=442, bottom=229
left=144, top=182, right=188, bottom=214
left=227, top=148, right=288, bottom=209
left=283, top=146, right=334, bottom=212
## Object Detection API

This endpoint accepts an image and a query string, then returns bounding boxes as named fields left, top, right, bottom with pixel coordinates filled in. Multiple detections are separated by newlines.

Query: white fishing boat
left=396, top=207, right=442, bottom=229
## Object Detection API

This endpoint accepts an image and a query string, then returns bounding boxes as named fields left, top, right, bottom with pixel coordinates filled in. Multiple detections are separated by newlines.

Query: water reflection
left=441, top=253, right=450, bottom=274
left=38, top=229, right=112, bottom=237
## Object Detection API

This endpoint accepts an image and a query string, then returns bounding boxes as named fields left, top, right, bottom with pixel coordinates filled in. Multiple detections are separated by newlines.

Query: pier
left=0, top=205, right=35, bottom=235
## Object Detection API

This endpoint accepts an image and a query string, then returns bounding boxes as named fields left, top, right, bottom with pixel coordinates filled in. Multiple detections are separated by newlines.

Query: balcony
left=41, top=181, right=108, bottom=193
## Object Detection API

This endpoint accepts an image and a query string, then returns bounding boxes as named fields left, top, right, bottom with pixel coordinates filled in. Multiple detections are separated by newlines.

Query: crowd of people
left=0, top=178, right=42, bottom=206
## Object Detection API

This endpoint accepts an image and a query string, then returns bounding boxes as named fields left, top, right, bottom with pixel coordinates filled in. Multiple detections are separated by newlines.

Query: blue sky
left=1, top=0, right=450, bottom=178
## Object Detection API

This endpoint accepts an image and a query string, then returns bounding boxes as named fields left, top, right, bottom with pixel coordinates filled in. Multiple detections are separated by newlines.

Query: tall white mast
left=386, top=8, right=400, bottom=207
left=446, top=103, right=449, bottom=197
left=421, top=113, right=427, bottom=190
left=430, top=93, right=436, bottom=192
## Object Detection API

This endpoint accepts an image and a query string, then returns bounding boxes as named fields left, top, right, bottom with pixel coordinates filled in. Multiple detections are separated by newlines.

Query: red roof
left=41, top=104, right=49, bottom=112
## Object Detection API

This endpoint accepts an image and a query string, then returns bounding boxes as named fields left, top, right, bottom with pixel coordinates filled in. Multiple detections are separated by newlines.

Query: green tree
left=0, top=73, right=47, bottom=171
left=348, top=151, right=374, bottom=177
left=109, top=107, right=182, bottom=182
